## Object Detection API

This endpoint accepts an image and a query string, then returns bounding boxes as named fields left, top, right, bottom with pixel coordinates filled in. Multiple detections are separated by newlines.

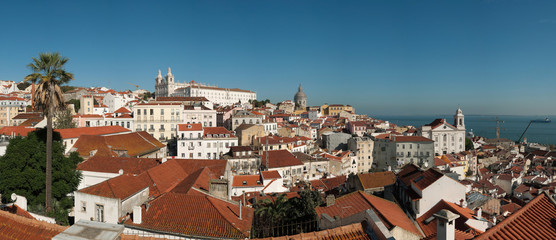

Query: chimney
left=238, top=200, right=242, bottom=220
left=434, top=209, right=459, bottom=240
left=326, top=194, right=335, bottom=206
left=133, top=206, right=142, bottom=224
left=161, top=157, right=167, bottom=164
left=11, top=193, right=27, bottom=211
left=477, top=208, right=482, bottom=219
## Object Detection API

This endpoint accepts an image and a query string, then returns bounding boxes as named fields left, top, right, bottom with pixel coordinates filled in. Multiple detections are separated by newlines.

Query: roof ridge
left=205, top=195, right=245, bottom=236
left=476, top=192, right=551, bottom=238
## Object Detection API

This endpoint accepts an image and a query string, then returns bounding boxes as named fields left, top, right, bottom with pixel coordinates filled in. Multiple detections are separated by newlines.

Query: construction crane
left=493, top=117, right=505, bottom=139
left=127, top=83, right=139, bottom=91
left=517, top=118, right=551, bottom=143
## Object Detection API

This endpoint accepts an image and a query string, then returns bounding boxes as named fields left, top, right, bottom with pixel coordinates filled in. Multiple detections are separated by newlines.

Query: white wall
left=416, top=176, right=466, bottom=218
left=74, top=192, right=121, bottom=224
left=78, top=171, right=120, bottom=190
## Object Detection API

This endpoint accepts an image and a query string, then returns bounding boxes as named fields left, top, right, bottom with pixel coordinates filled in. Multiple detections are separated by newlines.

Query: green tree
left=54, top=109, right=77, bottom=129
left=66, top=99, right=80, bottom=113
left=25, top=52, right=74, bottom=212
left=17, top=81, right=31, bottom=91
left=465, top=138, right=474, bottom=150
left=0, top=131, right=82, bottom=224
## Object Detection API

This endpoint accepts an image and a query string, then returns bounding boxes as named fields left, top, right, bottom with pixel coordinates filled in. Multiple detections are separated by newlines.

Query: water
left=372, top=115, right=556, bottom=145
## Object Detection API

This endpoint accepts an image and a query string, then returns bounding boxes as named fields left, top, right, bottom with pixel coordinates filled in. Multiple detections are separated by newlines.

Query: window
left=137, top=109, right=141, bottom=115
left=81, top=201, right=86, bottom=212
left=95, top=204, right=104, bottom=222
left=150, top=109, right=154, bottom=115
left=161, top=109, right=164, bottom=115
left=189, top=153, right=193, bottom=158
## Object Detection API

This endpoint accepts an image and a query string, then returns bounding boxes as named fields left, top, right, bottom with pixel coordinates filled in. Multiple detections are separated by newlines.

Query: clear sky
left=1, top=0, right=555, bottom=116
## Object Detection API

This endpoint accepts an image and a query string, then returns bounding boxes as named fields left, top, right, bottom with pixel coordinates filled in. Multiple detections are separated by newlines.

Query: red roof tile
left=178, top=123, right=203, bottom=131
left=310, top=176, right=347, bottom=192
left=357, top=171, right=396, bottom=189
left=315, top=191, right=421, bottom=237
left=76, top=156, right=160, bottom=174
left=394, top=136, right=434, bottom=142
left=417, top=200, right=479, bottom=239
left=253, top=222, right=370, bottom=240
left=2, top=204, right=35, bottom=220
left=56, top=126, right=130, bottom=139
left=260, top=150, right=304, bottom=168
left=72, top=131, right=165, bottom=157
left=114, top=107, right=131, bottom=113
left=233, top=175, right=263, bottom=187
left=475, top=193, right=556, bottom=240
left=204, top=127, right=235, bottom=138
left=0, top=209, right=67, bottom=240
left=124, top=192, right=253, bottom=239
left=0, top=126, right=37, bottom=137
left=79, top=173, right=150, bottom=199
left=261, top=170, right=281, bottom=179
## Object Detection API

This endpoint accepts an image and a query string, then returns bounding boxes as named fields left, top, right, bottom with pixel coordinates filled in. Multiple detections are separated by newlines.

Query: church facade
left=419, top=108, right=466, bottom=156
left=154, top=68, right=256, bottom=106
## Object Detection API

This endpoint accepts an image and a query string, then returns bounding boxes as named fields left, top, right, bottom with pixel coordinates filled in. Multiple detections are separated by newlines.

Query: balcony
left=148, top=128, right=155, bottom=132
left=188, top=146, right=195, bottom=150
left=159, top=128, right=165, bottom=131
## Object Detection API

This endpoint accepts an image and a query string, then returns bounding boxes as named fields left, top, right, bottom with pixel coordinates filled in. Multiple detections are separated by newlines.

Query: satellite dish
left=424, top=162, right=429, bottom=168
left=119, top=169, right=124, bottom=175
left=10, top=193, right=17, bottom=202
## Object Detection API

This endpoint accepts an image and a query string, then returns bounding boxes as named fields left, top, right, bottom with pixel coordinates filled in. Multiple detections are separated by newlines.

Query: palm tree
left=25, top=52, right=73, bottom=212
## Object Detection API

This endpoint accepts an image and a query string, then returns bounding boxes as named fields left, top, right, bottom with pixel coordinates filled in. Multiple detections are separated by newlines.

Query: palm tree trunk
left=45, top=83, right=53, bottom=213
left=31, top=82, right=35, bottom=111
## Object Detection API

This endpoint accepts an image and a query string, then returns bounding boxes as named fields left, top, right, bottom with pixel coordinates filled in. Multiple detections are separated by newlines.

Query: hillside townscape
left=0, top=65, right=555, bottom=240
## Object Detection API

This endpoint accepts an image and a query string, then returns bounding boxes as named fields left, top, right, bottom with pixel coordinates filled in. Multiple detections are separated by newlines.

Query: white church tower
left=454, top=107, right=465, bottom=130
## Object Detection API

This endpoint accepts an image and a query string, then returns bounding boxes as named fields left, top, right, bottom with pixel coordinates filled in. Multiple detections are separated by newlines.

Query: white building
left=103, top=92, right=135, bottom=112
left=154, top=68, right=256, bottom=106
left=420, top=108, right=466, bottom=156
left=182, top=105, right=216, bottom=127
left=0, top=80, right=18, bottom=94
left=395, top=165, right=467, bottom=218
left=176, top=123, right=238, bottom=159
left=231, top=110, right=264, bottom=131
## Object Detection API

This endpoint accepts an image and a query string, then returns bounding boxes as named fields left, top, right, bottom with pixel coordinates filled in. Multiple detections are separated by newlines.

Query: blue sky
left=1, top=0, right=556, bottom=116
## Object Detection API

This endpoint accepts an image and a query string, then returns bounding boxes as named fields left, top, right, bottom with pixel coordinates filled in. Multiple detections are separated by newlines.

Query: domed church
left=294, top=84, right=307, bottom=111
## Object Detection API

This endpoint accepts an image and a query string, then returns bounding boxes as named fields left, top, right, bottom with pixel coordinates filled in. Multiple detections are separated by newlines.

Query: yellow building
left=0, top=97, right=29, bottom=127
left=326, top=104, right=354, bottom=116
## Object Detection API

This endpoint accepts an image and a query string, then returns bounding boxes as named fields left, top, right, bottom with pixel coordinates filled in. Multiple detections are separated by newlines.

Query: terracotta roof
left=253, top=222, right=370, bottom=240
left=56, top=125, right=130, bottom=139
left=260, top=150, right=304, bottom=168
left=417, top=200, right=480, bottom=239
left=79, top=173, right=150, bottom=199
left=1, top=204, right=35, bottom=220
left=124, top=192, right=253, bottom=239
left=0, top=208, right=67, bottom=240
left=72, top=131, right=165, bottom=157
left=310, top=176, right=347, bottom=192
left=315, top=191, right=421, bottom=237
left=178, top=123, right=203, bottom=131
left=500, top=202, right=522, bottom=215
left=155, top=96, right=209, bottom=102
left=412, top=169, right=445, bottom=190
left=114, top=107, right=131, bottom=113
left=425, top=118, right=457, bottom=130
left=76, top=156, right=160, bottom=174
left=12, top=112, right=41, bottom=119
left=72, top=114, right=104, bottom=118
left=233, top=175, right=263, bottom=187
left=261, top=170, right=281, bottom=179
left=115, top=113, right=133, bottom=118
left=357, top=171, right=396, bottom=189
left=475, top=193, right=556, bottom=240
left=0, top=126, right=37, bottom=137
left=394, top=136, right=434, bottom=142
left=204, top=127, right=236, bottom=138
